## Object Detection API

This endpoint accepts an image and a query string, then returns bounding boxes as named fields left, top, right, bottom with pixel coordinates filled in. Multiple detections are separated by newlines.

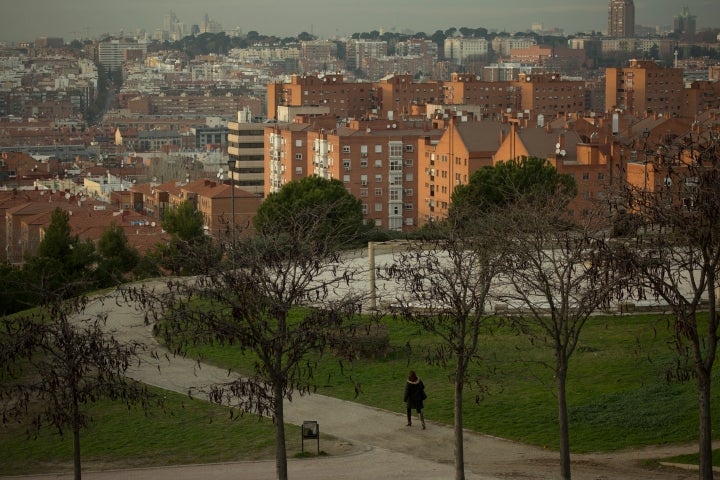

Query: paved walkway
left=2, top=281, right=707, bottom=480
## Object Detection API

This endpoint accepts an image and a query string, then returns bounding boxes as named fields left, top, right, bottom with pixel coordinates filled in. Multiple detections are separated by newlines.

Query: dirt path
left=4, top=284, right=711, bottom=480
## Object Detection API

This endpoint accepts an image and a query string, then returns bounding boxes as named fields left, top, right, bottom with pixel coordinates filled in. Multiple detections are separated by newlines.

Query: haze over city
left=2, top=0, right=718, bottom=43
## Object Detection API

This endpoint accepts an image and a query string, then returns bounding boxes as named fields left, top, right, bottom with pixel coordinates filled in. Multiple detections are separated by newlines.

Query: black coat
left=404, top=378, right=425, bottom=409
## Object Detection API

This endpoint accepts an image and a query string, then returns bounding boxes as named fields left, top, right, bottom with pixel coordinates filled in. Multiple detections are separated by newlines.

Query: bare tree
left=0, top=292, right=155, bottom=480
left=124, top=201, right=369, bottom=480
left=494, top=195, right=624, bottom=480
left=381, top=206, right=504, bottom=480
left=623, top=131, right=720, bottom=480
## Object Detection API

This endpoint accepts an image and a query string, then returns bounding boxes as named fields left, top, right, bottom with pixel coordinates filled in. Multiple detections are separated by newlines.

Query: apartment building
left=605, top=59, right=684, bottom=116
left=345, top=40, right=388, bottom=73
left=227, top=107, right=266, bottom=196
left=301, top=40, right=338, bottom=59
left=266, top=117, right=443, bottom=231
left=515, top=73, right=586, bottom=117
left=136, top=130, right=183, bottom=152
left=1, top=189, right=165, bottom=265
left=417, top=116, right=511, bottom=223
left=482, top=63, right=543, bottom=82
left=674, top=6, right=697, bottom=36
left=179, top=178, right=261, bottom=239
left=493, top=120, right=615, bottom=217
left=441, top=73, right=518, bottom=117
left=268, top=72, right=597, bottom=128
left=127, top=94, right=260, bottom=117
left=97, top=39, right=147, bottom=71
left=375, top=74, right=441, bottom=119
left=608, top=0, right=635, bottom=38
left=491, top=36, right=537, bottom=57
left=621, top=114, right=720, bottom=213
left=395, top=39, right=439, bottom=57
left=600, top=38, right=676, bottom=58
left=682, top=81, right=720, bottom=117
left=510, top=46, right=588, bottom=73
left=267, top=73, right=377, bottom=121
left=444, top=37, right=489, bottom=66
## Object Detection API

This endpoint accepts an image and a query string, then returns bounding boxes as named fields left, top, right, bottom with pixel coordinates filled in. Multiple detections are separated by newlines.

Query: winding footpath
left=4, top=281, right=714, bottom=480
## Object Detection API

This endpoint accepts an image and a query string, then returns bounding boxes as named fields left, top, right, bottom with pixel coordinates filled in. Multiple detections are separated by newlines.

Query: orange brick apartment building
left=265, top=117, right=444, bottom=231
left=606, top=59, right=684, bottom=116
left=267, top=73, right=586, bottom=124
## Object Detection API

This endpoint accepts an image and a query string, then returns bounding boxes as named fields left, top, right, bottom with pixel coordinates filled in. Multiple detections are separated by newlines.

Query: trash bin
left=301, top=420, right=319, bottom=454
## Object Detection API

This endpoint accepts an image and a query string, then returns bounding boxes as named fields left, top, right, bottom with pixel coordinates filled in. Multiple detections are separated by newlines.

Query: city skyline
left=1, top=0, right=717, bottom=43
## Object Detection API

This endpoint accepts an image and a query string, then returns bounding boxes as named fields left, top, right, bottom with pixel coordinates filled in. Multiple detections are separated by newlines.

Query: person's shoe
left=422, top=422, right=426, bottom=430
left=406, top=422, right=412, bottom=426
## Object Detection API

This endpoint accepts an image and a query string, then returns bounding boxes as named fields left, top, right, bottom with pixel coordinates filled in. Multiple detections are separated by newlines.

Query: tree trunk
left=454, top=371, right=465, bottom=480
left=697, top=367, right=713, bottom=480
left=72, top=397, right=81, bottom=480
left=274, top=381, right=288, bottom=480
left=557, top=359, right=571, bottom=480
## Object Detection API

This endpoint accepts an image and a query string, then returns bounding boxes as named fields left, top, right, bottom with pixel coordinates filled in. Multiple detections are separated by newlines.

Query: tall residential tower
left=608, top=0, right=635, bottom=38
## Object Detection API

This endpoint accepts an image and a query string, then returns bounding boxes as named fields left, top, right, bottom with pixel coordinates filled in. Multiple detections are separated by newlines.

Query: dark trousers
left=407, top=406, right=425, bottom=426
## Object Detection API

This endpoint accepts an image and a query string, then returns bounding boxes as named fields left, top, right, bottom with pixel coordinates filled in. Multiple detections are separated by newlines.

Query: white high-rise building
left=443, top=38, right=489, bottom=66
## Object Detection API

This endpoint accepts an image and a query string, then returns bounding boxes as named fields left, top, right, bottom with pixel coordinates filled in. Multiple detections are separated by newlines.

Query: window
left=375, top=145, right=382, bottom=153
left=406, top=173, right=414, bottom=182
left=362, top=203, right=368, bottom=214
left=295, top=166, right=303, bottom=175
left=343, top=174, right=350, bottom=183
left=343, top=159, right=351, bottom=170
left=390, top=190, right=400, bottom=200
left=405, top=217, right=414, bottom=226
left=404, top=188, right=413, bottom=196
left=360, top=175, right=368, bottom=185
left=375, top=188, right=382, bottom=196
left=404, top=203, right=413, bottom=210
left=375, top=203, right=382, bottom=212
left=598, top=173, right=605, bottom=180
left=360, top=159, right=368, bottom=168
left=582, top=172, right=590, bottom=181
left=375, top=174, right=382, bottom=183
left=342, top=145, right=350, bottom=153
left=404, top=159, right=413, bottom=167
left=374, top=159, right=383, bottom=168
left=360, top=188, right=368, bottom=197
left=295, top=153, right=303, bottom=160
left=404, top=144, right=414, bottom=152
left=390, top=144, right=403, bottom=156
left=295, top=139, right=303, bottom=147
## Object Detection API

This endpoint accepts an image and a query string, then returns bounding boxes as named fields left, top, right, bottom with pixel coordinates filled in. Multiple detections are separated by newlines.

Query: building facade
left=265, top=118, right=443, bottom=231
left=605, top=60, right=684, bottom=116
left=516, top=73, right=586, bottom=117
left=608, top=0, right=635, bottom=38
left=228, top=107, right=266, bottom=196
left=444, top=38, right=489, bottom=66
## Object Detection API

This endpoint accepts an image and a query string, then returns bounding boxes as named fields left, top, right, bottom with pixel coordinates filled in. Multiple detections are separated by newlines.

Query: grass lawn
left=2, top=311, right=716, bottom=475
left=0, top=386, right=300, bottom=476
left=188, top=312, right=719, bottom=454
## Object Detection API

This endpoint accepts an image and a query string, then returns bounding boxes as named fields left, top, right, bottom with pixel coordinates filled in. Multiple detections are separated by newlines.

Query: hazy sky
left=1, top=0, right=718, bottom=43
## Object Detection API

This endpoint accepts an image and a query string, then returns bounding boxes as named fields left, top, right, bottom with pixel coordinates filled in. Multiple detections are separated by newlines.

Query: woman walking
left=403, top=370, right=426, bottom=429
